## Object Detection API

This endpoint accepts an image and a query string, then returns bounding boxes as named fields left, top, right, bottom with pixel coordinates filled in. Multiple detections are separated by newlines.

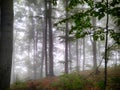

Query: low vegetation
left=10, top=66, right=120, bottom=90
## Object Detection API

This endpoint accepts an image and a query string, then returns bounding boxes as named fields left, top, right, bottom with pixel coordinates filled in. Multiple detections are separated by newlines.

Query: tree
left=104, top=0, right=109, bottom=89
left=91, top=17, right=97, bottom=71
left=83, top=38, right=85, bottom=71
left=76, top=39, right=80, bottom=72
left=44, top=0, right=49, bottom=77
left=54, top=0, right=120, bottom=89
left=48, top=0, right=54, bottom=76
left=68, top=41, right=72, bottom=72
left=40, top=18, right=45, bottom=78
left=65, top=0, right=69, bottom=74
left=0, top=0, right=13, bottom=89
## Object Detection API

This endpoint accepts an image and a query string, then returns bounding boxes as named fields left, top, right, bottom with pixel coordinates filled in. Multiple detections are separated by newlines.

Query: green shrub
left=51, top=73, right=86, bottom=90
left=108, top=76, right=120, bottom=89
left=110, top=77, right=120, bottom=84
left=95, top=80, right=105, bottom=90
left=10, top=81, right=28, bottom=90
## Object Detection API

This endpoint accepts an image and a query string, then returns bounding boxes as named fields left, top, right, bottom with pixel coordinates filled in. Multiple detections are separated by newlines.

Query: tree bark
left=92, top=17, right=97, bottom=70
left=0, top=0, right=13, bottom=89
left=40, top=19, right=45, bottom=78
left=69, top=41, right=72, bottom=72
left=65, top=0, right=69, bottom=74
left=48, top=0, right=54, bottom=76
left=104, top=0, right=109, bottom=89
left=76, top=39, right=79, bottom=72
left=44, top=0, right=48, bottom=77
left=83, top=38, right=85, bottom=71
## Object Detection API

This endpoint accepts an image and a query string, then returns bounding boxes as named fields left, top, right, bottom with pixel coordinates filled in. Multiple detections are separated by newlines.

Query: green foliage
left=68, top=0, right=84, bottom=9
left=68, top=0, right=94, bottom=10
left=91, top=2, right=106, bottom=20
left=10, top=81, right=28, bottom=90
left=110, top=0, right=120, bottom=7
left=9, top=68, right=120, bottom=90
left=93, top=29, right=105, bottom=41
left=52, top=0, right=57, bottom=6
left=51, top=73, right=86, bottom=90
left=110, top=30, right=120, bottom=44
left=110, top=77, right=120, bottom=84
left=109, top=0, right=120, bottom=26
left=10, top=80, right=41, bottom=90
left=69, top=12, right=92, bottom=38
left=95, top=80, right=105, bottom=90
left=54, top=0, right=120, bottom=45
left=107, top=76, right=120, bottom=89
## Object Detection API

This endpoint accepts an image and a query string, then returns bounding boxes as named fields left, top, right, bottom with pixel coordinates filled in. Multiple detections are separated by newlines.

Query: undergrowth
left=51, top=73, right=86, bottom=90
left=10, top=66, right=120, bottom=90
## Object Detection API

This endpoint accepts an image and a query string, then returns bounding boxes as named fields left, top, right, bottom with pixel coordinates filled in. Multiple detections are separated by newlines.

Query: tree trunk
left=79, top=39, right=82, bottom=71
left=11, top=31, right=17, bottom=84
left=83, top=38, right=85, bottom=71
left=48, top=0, right=54, bottom=76
left=92, top=41, right=97, bottom=68
left=92, top=17, right=97, bottom=70
left=44, top=0, right=48, bottom=77
left=40, top=19, right=45, bottom=78
left=33, top=29, right=38, bottom=79
left=0, top=0, right=13, bottom=89
left=69, top=41, right=72, bottom=72
left=65, top=0, right=69, bottom=74
left=76, top=39, right=79, bottom=72
left=104, top=0, right=109, bottom=89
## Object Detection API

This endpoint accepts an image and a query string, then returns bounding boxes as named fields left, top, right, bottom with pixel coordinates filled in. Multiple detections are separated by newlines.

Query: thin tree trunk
left=92, top=17, right=97, bottom=70
left=11, top=31, right=17, bottom=84
left=69, top=41, right=72, bottom=72
left=83, top=38, right=85, bottom=71
left=76, top=39, right=79, bottom=72
left=79, top=40, right=82, bottom=71
left=92, top=42, right=97, bottom=68
left=40, top=41, right=44, bottom=78
left=98, top=41, right=101, bottom=61
left=104, top=0, right=109, bottom=89
left=44, top=0, right=48, bottom=77
left=33, top=31, right=37, bottom=79
left=65, top=0, right=69, bottom=74
left=40, top=19, right=46, bottom=78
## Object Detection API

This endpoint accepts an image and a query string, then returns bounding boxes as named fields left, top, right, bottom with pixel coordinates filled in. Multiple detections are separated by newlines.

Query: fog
left=11, top=0, right=120, bottom=84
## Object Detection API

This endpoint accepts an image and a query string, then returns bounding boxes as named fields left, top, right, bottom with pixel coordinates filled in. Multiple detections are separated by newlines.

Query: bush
left=95, top=80, right=105, bottom=90
left=108, top=76, right=120, bottom=89
left=51, top=73, right=86, bottom=90
left=10, top=81, right=28, bottom=90
left=110, top=77, right=120, bottom=84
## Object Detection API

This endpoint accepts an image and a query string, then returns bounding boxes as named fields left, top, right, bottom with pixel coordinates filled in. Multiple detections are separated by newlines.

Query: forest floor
left=10, top=65, right=120, bottom=90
